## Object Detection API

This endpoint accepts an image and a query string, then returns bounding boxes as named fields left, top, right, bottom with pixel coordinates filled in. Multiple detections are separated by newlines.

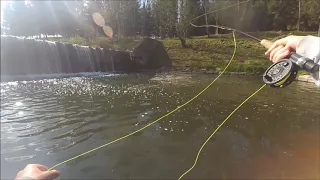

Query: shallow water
left=1, top=73, right=319, bottom=179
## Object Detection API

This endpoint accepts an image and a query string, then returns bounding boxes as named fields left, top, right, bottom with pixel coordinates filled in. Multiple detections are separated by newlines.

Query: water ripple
left=1, top=74, right=319, bottom=179
left=5, top=155, right=36, bottom=162
left=48, top=133, right=94, bottom=154
left=1, top=145, right=26, bottom=154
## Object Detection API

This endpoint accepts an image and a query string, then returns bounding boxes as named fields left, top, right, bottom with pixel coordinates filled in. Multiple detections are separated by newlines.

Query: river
left=1, top=73, right=319, bottom=179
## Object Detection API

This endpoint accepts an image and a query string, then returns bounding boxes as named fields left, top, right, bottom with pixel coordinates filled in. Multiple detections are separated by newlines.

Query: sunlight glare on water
left=1, top=73, right=319, bottom=179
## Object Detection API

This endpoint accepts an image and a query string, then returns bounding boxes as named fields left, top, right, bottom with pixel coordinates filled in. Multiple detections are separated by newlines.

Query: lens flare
left=103, top=25, right=113, bottom=38
left=92, top=13, right=105, bottom=27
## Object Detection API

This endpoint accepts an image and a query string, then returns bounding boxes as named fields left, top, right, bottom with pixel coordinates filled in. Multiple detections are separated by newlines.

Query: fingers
left=34, top=164, right=49, bottom=171
left=272, top=47, right=290, bottom=63
left=38, top=170, right=60, bottom=180
left=269, top=45, right=284, bottom=61
left=16, top=170, right=23, bottom=177
left=265, top=38, right=288, bottom=56
left=26, top=164, right=49, bottom=171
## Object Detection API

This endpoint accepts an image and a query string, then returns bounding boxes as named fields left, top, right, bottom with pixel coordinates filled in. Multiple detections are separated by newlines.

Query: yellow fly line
left=49, top=31, right=240, bottom=171
left=50, top=3, right=269, bottom=179
left=178, top=84, right=266, bottom=179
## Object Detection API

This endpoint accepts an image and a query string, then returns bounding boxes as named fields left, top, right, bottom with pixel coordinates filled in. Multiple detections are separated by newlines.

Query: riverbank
left=48, top=31, right=317, bottom=74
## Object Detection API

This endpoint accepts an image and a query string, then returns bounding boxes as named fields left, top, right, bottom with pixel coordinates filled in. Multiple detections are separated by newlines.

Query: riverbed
left=1, top=73, right=319, bottom=179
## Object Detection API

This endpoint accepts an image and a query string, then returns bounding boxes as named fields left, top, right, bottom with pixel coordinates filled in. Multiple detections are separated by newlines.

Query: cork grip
left=260, top=39, right=274, bottom=49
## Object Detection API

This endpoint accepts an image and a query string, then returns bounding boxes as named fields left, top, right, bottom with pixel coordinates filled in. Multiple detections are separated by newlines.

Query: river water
left=1, top=73, right=319, bottom=179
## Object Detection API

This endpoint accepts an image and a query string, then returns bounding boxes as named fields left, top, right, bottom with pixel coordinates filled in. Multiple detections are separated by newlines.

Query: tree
left=299, top=0, right=320, bottom=31
left=268, top=0, right=299, bottom=31
left=3, top=1, right=81, bottom=37
left=2, top=0, right=319, bottom=38
left=140, top=0, right=156, bottom=36
left=152, top=0, right=178, bottom=38
left=202, top=0, right=210, bottom=37
left=3, top=1, right=37, bottom=37
left=297, top=0, right=301, bottom=31
left=122, top=0, right=142, bottom=36
left=177, top=0, right=198, bottom=38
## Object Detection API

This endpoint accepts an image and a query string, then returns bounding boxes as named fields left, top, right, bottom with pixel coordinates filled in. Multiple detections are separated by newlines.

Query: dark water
left=1, top=73, right=319, bottom=179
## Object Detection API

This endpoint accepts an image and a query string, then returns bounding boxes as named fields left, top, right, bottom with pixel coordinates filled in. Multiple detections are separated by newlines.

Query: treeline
left=2, top=0, right=320, bottom=38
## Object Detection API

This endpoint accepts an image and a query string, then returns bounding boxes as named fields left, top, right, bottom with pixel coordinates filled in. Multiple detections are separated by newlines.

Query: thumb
left=38, top=170, right=60, bottom=180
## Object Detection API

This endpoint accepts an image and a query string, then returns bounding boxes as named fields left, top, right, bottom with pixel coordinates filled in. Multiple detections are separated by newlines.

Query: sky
left=1, top=1, right=7, bottom=24
left=1, top=1, right=11, bottom=25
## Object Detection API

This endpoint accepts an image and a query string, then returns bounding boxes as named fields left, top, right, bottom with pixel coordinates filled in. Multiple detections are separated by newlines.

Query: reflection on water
left=1, top=73, right=319, bottom=179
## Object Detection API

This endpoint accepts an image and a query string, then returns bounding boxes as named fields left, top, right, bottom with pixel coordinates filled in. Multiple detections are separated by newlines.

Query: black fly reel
left=263, top=59, right=298, bottom=88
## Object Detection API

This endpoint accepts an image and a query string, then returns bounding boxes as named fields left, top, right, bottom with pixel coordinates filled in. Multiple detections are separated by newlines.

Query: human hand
left=15, top=164, right=60, bottom=180
left=265, top=35, right=305, bottom=63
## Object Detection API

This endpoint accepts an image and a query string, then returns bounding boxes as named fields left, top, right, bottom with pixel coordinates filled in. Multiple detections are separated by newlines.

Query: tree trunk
left=215, top=12, right=219, bottom=35
left=297, top=0, right=301, bottom=31
left=203, top=0, right=210, bottom=37
left=174, top=29, right=189, bottom=48
left=117, top=1, right=123, bottom=37
left=133, top=5, right=136, bottom=35
left=178, top=37, right=188, bottom=48
left=141, top=9, right=145, bottom=36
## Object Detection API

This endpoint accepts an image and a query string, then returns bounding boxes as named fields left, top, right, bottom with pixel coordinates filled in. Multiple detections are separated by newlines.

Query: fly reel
left=263, top=59, right=298, bottom=88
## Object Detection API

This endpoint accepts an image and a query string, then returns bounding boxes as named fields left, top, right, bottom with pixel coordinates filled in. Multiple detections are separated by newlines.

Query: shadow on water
left=1, top=73, right=319, bottom=179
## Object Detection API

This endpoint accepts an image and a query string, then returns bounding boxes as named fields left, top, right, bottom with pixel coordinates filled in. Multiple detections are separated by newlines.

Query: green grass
left=161, top=36, right=271, bottom=73
left=48, top=31, right=318, bottom=74
left=161, top=30, right=317, bottom=73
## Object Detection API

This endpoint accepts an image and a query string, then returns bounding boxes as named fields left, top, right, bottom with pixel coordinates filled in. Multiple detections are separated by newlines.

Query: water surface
left=1, top=73, right=319, bottom=179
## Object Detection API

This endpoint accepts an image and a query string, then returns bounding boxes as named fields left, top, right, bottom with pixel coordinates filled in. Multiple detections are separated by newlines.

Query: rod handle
left=260, top=39, right=274, bottom=49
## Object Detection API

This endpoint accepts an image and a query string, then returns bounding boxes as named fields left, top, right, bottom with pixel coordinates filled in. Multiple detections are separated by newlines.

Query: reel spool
left=263, top=59, right=298, bottom=88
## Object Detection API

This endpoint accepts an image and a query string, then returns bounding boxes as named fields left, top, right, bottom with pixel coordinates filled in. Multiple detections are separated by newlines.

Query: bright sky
left=1, top=1, right=10, bottom=24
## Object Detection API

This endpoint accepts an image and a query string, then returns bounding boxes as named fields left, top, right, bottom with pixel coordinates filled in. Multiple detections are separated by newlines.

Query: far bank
left=48, top=31, right=317, bottom=75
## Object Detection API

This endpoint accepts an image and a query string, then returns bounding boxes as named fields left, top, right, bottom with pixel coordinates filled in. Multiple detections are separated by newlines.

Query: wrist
left=296, top=36, right=306, bottom=50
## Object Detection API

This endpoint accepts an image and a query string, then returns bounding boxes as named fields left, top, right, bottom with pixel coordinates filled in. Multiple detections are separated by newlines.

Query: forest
left=2, top=0, right=320, bottom=38
left=2, top=0, right=319, bottom=73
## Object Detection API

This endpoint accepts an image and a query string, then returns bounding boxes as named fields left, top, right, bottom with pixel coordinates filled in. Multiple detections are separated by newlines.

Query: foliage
left=2, top=0, right=319, bottom=37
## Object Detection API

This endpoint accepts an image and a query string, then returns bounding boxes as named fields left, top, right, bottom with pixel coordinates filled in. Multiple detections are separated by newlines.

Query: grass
left=161, top=36, right=271, bottom=73
left=48, top=31, right=318, bottom=74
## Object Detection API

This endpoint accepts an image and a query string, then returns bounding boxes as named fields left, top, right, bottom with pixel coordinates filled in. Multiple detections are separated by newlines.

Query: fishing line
left=178, top=84, right=266, bottom=180
left=189, top=0, right=259, bottom=41
left=49, top=1, right=317, bottom=176
left=179, top=1, right=319, bottom=178
left=188, top=0, right=263, bottom=42
left=190, top=22, right=261, bottom=42
left=189, top=13, right=319, bottom=88
left=176, top=2, right=270, bottom=179
left=190, top=0, right=250, bottom=23
left=48, top=31, right=238, bottom=171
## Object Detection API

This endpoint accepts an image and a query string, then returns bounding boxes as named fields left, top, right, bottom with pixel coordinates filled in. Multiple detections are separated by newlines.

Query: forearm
left=296, top=35, right=320, bottom=87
